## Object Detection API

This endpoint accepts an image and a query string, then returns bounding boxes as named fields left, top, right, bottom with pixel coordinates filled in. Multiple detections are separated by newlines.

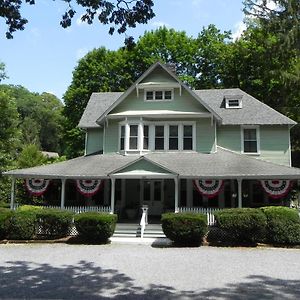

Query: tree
left=0, top=0, right=155, bottom=39
left=0, top=62, right=7, bottom=82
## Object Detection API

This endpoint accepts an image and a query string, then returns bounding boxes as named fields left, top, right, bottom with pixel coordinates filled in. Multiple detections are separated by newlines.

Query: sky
left=0, top=0, right=245, bottom=101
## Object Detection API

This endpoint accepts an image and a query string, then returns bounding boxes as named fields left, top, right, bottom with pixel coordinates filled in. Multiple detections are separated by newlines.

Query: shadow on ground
left=0, top=261, right=299, bottom=299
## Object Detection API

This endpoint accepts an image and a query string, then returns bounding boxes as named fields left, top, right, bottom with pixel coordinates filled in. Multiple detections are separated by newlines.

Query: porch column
left=110, top=177, right=115, bottom=214
left=174, top=177, right=179, bottom=213
left=60, top=179, right=66, bottom=209
left=237, top=179, right=243, bottom=208
left=10, top=177, right=16, bottom=210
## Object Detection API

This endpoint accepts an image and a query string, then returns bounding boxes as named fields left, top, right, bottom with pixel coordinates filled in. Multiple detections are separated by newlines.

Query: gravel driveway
left=0, top=243, right=299, bottom=299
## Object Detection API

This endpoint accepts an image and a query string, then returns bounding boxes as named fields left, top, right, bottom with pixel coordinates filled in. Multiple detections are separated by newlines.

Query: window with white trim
left=225, top=95, right=242, bottom=109
left=129, top=125, right=138, bottom=150
left=143, top=125, right=149, bottom=150
left=183, top=125, right=193, bottom=150
left=155, top=125, right=164, bottom=150
left=243, top=127, right=259, bottom=153
left=169, top=125, right=179, bottom=150
left=120, top=125, right=125, bottom=150
left=145, top=90, right=173, bottom=101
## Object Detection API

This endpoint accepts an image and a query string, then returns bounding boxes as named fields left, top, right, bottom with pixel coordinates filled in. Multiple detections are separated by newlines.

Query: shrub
left=0, top=208, right=13, bottom=239
left=36, top=209, right=74, bottom=238
left=8, top=210, right=37, bottom=240
left=214, top=208, right=267, bottom=244
left=0, top=201, right=10, bottom=209
left=161, top=213, right=207, bottom=246
left=17, top=205, right=44, bottom=212
left=74, top=212, right=117, bottom=243
left=261, top=206, right=300, bottom=245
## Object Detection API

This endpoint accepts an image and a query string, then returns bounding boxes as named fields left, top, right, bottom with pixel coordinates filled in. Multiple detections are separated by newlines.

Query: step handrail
left=140, top=205, right=149, bottom=238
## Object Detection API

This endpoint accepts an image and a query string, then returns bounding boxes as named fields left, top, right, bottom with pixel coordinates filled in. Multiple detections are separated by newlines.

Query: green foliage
left=0, top=208, right=13, bottom=239
left=8, top=210, right=37, bottom=240
left=74, top=212, right=117, bottom=243
left=16, top=144, right=47, bottom=169
left=17, top=205, right=44, bottom=212
left=214, top=208, right=267, bottom=244
left=261, top=206, right=300, bottom=245
left=35, top=209, right=74, bottom=238
left=161, top=213, right=208, bottom=246
left=0, top=62, right=7, bottom=82
left=1, top=1, right=155, bottom=39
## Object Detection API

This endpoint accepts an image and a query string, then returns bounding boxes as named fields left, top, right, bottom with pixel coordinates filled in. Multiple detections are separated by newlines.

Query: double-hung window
left=169, top=125, right=179, bottom=150
left=143, top=125, right=149, bottom=150
left=242, top=127, right=259, bottom=154
left=155, top=126, right=164, bottom=150
left=183, top=125, right=193, bottom=150
left=129, top=125, right=138, bottom=150
left=120, top=125, right=125, bottom=150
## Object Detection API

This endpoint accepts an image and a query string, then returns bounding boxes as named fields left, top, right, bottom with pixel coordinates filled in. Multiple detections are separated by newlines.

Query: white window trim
left=119, top=120, right=196, bottom=153
left=241, top=125, right=260, bottom=155
left=225, top=98, right=242, bottom=109
left=144, top=88, right=174, bottom=102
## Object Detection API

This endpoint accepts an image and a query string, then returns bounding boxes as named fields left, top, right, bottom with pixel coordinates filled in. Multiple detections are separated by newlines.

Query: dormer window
left=225, top=95, right=243, bottom=109
left=145, top=89, right=173, bottom=101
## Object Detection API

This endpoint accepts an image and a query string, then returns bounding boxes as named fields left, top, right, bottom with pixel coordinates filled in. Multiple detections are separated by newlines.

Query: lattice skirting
left=36, top=223, right=78, bottom=237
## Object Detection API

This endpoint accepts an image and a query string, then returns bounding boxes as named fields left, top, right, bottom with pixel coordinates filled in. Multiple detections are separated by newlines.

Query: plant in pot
left=125, top=199, right=139, bottom=220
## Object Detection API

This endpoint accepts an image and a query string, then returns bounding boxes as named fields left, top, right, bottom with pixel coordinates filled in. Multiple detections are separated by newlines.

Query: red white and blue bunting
left=25, top=178, right=50, bottom=196
left=260, top=180, right=292, bottom=199
left=76, top=179, right=102, bottom=197
left=193, top=179, right=224, bottom=198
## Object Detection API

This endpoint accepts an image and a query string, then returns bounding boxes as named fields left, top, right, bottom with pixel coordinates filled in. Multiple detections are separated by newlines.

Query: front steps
left=113, top=223, right=165, bottom=238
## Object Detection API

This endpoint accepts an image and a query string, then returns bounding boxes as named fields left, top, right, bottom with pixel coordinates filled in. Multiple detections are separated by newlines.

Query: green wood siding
left=104, top=120, right=119, bottom=153
left=86, top=128, right=103, bottom=155
left=140, top=66, right=177, bottom=83
left=217, top=125, right=241, bottom=152
left=116, top=159, right=171, bottom=174
left=260, top=125, right=290, bottom=166
left=196, top=119, right=215, bottom=153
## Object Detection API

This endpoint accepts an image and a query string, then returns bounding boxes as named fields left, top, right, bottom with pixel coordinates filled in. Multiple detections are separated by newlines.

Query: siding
left=260, top=125, right=290, bottom=166
left=86, top=128, right=103, bottom=155
left=104, top=120, right=119, bottom=153
left=196, top=119, right=215, bottom=153
left=217, top=125, right=241, bottom=152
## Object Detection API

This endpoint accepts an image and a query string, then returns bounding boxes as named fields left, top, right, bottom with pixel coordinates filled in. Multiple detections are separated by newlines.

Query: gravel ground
left=0, top=243, right=300, bottom=299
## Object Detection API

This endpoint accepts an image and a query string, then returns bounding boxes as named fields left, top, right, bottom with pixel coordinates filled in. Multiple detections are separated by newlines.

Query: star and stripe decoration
left=25, top=178, right=50, bottom=196
left=76, top=179, right=102, bottom=197
left=193, top=179, right=224, bottom=198
left=260, top=180, right=292, bottom=199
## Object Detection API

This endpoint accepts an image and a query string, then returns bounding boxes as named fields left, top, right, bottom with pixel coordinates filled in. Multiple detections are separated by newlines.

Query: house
left=5, top=62, right=300, bottom=221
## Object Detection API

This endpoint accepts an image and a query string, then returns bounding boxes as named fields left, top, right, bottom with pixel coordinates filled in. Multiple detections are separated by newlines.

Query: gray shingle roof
left=194, top=88, right=296, bottom=125
left=78, top=92, right=122, bottom=128
left=5, top=148, right=300, bottom=179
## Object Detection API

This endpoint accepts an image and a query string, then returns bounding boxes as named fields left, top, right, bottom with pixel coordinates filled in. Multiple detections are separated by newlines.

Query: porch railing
left=178, top=207, right=222, bottom=226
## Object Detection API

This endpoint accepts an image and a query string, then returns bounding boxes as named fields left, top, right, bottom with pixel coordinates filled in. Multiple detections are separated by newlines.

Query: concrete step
left=113, top=223, right=165, bottom=238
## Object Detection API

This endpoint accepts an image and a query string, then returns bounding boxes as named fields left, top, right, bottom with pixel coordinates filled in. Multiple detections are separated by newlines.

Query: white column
left=10, top=177, right=16, bottom=210
left=237, top=179, right=243, bottom=208
left=110, top=177, right=115, bottom=214
left=174, top=177, right=179, bottom=213
left=60, top=179, right=66, bottom=209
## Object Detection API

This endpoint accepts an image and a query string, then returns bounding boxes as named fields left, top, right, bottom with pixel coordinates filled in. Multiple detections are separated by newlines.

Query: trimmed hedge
left=17, top=205, right=44, bottom=212
left=161, top=213, right=207, bottom=246
left=74, top=212, right=117, bottom=243
left=261, top=206, right=300, bottom=245
left=8, top=210, right=37, bottom=240
left=36, top=209, right=74, bottom=238
left=214, top=208, right=267, bottom=244
left=0, top=208, right=13, bottom=239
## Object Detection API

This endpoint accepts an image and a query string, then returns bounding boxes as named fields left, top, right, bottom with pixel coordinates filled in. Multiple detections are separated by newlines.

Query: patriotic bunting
left=25, top=178, right=50, bottom=196
left=193, top=179, right=224, bottom=198
left=260, top=180, right=292, bottom=199
left=76, top=179, right=102, bottom=197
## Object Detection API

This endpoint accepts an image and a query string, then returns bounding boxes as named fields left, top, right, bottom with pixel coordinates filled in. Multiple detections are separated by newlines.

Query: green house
left=5, top=62, right=300, bottom=221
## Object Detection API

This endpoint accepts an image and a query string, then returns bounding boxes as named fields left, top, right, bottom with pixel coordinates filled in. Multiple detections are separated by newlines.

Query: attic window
left=225, top=95, right=243, bottom=109
left=145, top=90, right=173, bottom=101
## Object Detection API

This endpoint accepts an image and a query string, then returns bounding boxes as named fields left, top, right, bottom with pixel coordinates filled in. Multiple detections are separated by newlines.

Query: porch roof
left=4, top=148, right=300, bottom=180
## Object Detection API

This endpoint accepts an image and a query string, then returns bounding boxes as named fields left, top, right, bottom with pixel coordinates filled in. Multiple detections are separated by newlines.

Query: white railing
left=12, top=204, right=111, bottom=214
left=140, top=205, right=149, bottom=238
left=178, top=207, right=222, bottom=226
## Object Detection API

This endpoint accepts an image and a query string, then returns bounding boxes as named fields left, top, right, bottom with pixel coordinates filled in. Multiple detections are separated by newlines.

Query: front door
left=142, top=180, right=163, bottom=216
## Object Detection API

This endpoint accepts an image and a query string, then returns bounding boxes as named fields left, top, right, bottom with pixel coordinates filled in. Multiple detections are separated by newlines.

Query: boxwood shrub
left=74, top=212, right=117, bottom=243
left=261, top=206, right=300, bottom=245
left=8, top=210, right=37, bottom=240
left=36, top=209, right=74, bottom=238
left=214, top=208, right=267, bottom=244
left=0, top=208, right=13, bottom=239
left=161, top=213, right=207, bottom=246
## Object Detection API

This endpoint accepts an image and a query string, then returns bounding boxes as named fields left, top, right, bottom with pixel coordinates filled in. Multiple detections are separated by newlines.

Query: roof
left=78, top=92, right=122, bottom=128
left=5, top=148, right=300, bottom=180
left=194, top=88, right=296, bottom=125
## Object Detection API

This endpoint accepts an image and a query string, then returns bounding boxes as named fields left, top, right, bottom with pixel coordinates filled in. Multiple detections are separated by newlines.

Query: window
left=169, top=125, right=178, bottom=150
left=143, top=125, right=149, bottom=150
left=144, top=90, right=173, bottom=101
left=183, top=125, right=193, bottom=150
left=243, top=127, right=259, bottom=153
left=225, top=95, right=242, bottom=109
left=129, top=125, right=138, bottom=150
left=155, top=126, right=164, bottom=150
left=120, top=125, right=125, bottom=150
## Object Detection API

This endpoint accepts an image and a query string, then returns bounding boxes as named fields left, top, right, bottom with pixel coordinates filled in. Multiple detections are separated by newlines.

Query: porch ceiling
left=4, top=147, right=300, bottom=180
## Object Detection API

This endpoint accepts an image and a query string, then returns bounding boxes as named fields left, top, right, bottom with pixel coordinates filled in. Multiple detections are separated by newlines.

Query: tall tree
left=0, top=0, right=155, bottom=39
left=0, top=62, right=7, bottom=82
